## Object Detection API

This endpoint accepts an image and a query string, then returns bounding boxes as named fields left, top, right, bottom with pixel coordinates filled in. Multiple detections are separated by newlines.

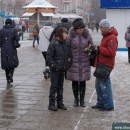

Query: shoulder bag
left=12, top=29, right=21, bottom=48
left=93, top=54, right=112, bottom=81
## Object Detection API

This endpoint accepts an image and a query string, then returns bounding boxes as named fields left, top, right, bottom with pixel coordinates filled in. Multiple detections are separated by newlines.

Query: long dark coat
left=0, top=24, right=20, bottom=69
left=67, top=27, right=94, bottom=81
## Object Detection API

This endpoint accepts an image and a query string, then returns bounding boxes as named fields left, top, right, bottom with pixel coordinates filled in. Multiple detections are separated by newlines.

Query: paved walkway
left=0, top=31, right=129, bottom=130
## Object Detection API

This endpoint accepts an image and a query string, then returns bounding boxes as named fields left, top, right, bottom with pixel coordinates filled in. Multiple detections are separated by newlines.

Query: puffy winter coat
left=67, top=27, right=94, bottom=81
left=0, top=24, right=20, bottom=69
left=46, top=39, right=72, bottom=72
left=95, top=27, right=118, bottom=68
left=125, top=27, right=130, bottom=47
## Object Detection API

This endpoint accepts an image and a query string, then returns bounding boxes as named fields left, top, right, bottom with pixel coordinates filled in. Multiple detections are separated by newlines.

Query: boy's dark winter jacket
left=46, top=39, right=72, bottom=72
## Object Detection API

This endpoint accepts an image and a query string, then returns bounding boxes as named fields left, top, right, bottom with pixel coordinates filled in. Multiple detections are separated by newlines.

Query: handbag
left=85, top=45, right=98, bottom=66
left=93, top=52, right=112, bottom=80
left=89, top=46, right=98, bottom=66
left=13, top=40, right=21, bottom=48
left=12, top=30, right=21, bottom=48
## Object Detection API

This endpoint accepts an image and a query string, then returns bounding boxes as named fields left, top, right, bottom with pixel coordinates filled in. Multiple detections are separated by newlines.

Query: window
left=63, top=4, right=69, bottom=12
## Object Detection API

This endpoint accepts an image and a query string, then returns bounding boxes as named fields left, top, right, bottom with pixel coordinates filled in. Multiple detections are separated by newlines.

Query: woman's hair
left=5, top=18, right=13, bottom=25
left=55, top=27, right=68, bottom=41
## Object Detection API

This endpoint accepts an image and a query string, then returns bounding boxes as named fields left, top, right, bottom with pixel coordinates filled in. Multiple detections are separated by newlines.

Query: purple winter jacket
left=125, top=27, right=130, bottom=47
left=67, top=27, right=94, bottom=81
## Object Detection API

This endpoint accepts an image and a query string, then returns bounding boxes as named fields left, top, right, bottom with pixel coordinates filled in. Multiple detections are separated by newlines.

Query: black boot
left=57, top=100, right=67, bottom=110
left=48, top=101, right=58, bottom=111
left=72, top=81, right=79, bottom=107
left=80, top=82, right=86, bottom=107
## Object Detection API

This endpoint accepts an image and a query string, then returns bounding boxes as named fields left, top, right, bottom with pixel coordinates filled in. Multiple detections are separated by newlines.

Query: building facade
left=47, top=0, right=91, bottom=22
left=100, top=0, right=130, bottom=48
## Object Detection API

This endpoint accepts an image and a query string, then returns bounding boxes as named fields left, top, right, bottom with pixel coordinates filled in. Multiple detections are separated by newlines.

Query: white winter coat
left=38, top=26, right=53, bottom=52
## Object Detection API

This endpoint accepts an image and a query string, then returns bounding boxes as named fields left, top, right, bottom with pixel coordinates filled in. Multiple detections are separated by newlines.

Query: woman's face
left=76, top=28, right=84, bottom=34
left=63, top=32, right=68, bottom=40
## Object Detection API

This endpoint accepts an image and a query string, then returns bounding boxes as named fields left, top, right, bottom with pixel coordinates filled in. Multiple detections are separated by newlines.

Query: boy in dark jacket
left=46, top=27, right=72, bottom=111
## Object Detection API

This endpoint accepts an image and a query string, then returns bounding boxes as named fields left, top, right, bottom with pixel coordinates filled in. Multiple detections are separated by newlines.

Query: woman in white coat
left=38, top=22, right=54, bottom=67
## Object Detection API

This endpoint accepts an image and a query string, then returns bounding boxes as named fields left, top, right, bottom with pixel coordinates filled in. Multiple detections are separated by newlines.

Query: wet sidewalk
left=0, top=31, right=130, bottom=130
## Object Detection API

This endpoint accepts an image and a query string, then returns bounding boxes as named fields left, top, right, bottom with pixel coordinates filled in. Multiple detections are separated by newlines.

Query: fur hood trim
left=69, top=27, right=89, bottom=39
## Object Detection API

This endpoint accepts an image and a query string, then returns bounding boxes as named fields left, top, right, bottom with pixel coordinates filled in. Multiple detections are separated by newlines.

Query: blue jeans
left=33, top=36, right=39, bottom=45
left=95, top=77, right=114, bottom=109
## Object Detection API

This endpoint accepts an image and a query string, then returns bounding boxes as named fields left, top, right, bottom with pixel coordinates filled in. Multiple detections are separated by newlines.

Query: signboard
left=26, top=8, right=36, bottom=12
left=26, top=8, right=54, bottom=13
left=100, top=0, right=130, bottom=8
left=37, top=8, right=54, bottom=13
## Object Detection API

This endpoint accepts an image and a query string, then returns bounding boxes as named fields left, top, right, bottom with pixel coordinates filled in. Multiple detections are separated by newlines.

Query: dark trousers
left=49, top=70, right=64, bottom=106
left=42, top=52, right=47, bottom=66
left=19, top=32, right=23, bottom=40
left=33, top=36, right=39, bottom=45
left=5, top=68, right=14, bottom=81
left=128, top=47, right=130, bottom=63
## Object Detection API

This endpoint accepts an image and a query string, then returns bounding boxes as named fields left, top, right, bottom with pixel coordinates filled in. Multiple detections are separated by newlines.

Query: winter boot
left=80, top=82, right=86, bottom=107
left=48, top=101, right=58, bottom=111
left=57, top=100, right=67, bottom=110
left=72, top=82, right=79, bottom=107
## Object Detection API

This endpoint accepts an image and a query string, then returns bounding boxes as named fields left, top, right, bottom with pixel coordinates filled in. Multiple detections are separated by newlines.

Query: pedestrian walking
left=46, top=27, right=72, bottom=111
left=32, top=23, right=39, bottom=47
left=38, top=22, right=53, bottom=79
left=124, top=25, right=130, bottom=63
left=95, top=22, right=99, bottom=32
left=67, top=18, right=94, bottom=107
left=25, top=20, right=29, bottom=32
left=18, top=25, right=23, bottom=40
left=92, top=19, right=118, bottom=111
left=0, top=18, right=20, bottom=86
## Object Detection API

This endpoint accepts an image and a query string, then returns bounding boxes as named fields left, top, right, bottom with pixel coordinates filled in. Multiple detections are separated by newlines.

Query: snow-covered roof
left=23, top=0, right=56, bottom=9
left=22, top=12, right=35, bottom=17
left=52, top=13, right=83, bottom=19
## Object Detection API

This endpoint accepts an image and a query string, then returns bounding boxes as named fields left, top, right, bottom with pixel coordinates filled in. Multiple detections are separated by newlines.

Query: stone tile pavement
left=0, top=31, right=129, bottom=130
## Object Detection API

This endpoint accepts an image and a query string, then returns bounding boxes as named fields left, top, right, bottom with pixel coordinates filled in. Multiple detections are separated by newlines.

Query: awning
left=52, top=13, right=61, bottom=18
left=69, top=14, right=83, bottom=19
left=22, top=12, right=35, bottom=17
left=41, top=13, right=54, bottom=17
left=52, top=13, right=83, bottom=19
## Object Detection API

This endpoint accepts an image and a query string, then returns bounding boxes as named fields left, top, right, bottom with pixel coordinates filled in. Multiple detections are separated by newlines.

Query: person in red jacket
left=92, top=19, right=118, bottom=111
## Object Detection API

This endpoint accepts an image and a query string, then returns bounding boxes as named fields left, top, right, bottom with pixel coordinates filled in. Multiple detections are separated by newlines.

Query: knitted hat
left=61, top=18, right=68, bottom=23
left=5, top=18, right=12, bottom=25
left=99, top=19, right=110, bottom=28
left=73, top=18, right=85, bottom=29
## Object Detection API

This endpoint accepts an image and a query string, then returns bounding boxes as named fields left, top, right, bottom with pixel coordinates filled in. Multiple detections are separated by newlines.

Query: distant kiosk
left=22, top=0, right=56, bottom=33
left=100, top=0, right=130, bottom=49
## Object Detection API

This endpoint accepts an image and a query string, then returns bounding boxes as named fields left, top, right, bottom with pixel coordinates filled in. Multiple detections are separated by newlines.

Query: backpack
left=125, top=32, right=130, bottom=41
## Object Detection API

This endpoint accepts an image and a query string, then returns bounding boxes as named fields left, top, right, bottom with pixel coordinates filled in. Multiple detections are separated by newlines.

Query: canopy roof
left=52, top=13, right=83, bottom=19
left=23, top=0, right=56, bottom=8
left=22, top=12, right=35, bottom=17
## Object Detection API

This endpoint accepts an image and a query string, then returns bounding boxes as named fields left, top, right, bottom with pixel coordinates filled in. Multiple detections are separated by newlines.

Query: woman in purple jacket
left=67, top=18, right=94, bottom=107
left=125, top=25, right=130, bottom=63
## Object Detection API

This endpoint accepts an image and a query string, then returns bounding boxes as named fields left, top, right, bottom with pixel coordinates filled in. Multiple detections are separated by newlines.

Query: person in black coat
left=49, top=18, right=71, bottom=42
left=0, top=18, right=20, bottom=86
left=46, top=27, right=72, bottom=111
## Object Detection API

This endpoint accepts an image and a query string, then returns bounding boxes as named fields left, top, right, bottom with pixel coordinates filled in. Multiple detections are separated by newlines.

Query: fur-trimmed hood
left=68, top=27, right=89, bottom=39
